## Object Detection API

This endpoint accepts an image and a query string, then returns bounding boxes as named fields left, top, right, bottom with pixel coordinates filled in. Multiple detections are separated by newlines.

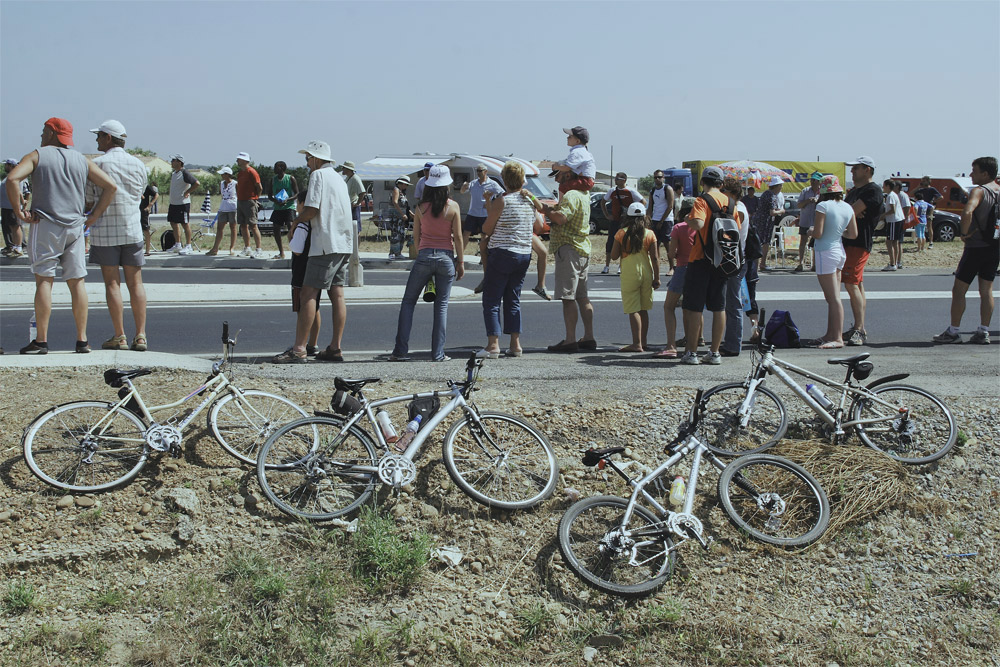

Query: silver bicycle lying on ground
left=558, top=390, right=830, bottom=598
left=256, top=353, right=559, bottom=521
left=22, top=323, right=308, bottom=493
left=699, top=310, right=957, bottom=465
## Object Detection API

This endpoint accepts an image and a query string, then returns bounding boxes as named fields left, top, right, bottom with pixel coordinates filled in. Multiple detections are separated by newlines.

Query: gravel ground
left=1, top=358, right=997, bottom=666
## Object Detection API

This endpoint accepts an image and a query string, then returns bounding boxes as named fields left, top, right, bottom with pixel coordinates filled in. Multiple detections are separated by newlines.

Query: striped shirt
left=86, top=147, right=146, bottom=246
left=487, top=193, right=534, bottom=255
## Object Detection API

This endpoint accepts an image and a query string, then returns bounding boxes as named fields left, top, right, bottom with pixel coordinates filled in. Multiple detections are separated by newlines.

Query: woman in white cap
left=206, top=166, right=238, bottom=255
left=611, top=202, right=660, bottom=352
left=390, top=165, right=464, bottom=361
left=808, top=175, right=858, bottom=348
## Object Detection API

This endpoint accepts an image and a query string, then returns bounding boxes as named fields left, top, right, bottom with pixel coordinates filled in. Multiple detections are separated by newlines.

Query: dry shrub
left=771, top=438, right=913, bottom=537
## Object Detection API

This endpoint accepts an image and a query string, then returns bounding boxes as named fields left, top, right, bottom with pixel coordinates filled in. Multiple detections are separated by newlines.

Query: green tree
left=126, top=146, right=157, bottom=157
left=637, top=173, right=656, bottom=194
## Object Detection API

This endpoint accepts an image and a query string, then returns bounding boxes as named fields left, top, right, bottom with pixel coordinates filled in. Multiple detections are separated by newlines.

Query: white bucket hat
left=768, top=175, right=785, bottom=187
left=89, top=119, right=127, bottom=139
left=425, top=164, right=453, bottom=187
left=236, top=152, right=251, bottom=162
left=298, top=140, right=333, bottom=162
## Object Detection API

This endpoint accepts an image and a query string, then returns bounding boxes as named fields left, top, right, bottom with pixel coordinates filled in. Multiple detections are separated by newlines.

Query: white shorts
left=814, top=245, right=846, bottom=276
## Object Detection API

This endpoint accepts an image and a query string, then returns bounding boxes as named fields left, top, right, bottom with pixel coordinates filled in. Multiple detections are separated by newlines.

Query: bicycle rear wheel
left=23, top=401, right=148, bottom=493
left=718, top=454, right=829, bottom=548
left=209, top=389, right=308, bottom=465
left=700, top=382, right=787, bottom=456
left=850, top=385, right=956, bottom=464
left=442, top=411, right=559, bottom=511
left=558, top=496, right=676, bottom=598
left=256, top=416, right=377, bottom=521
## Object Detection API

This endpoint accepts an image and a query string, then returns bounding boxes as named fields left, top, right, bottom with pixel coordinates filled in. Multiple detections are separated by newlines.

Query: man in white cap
left=167, top=153, right=199, bottom=254
left=340, top=160, right=365, bottom=234
left=272, top=140, right=353, bottom=363
left=414, top=161, right=433, bottom=200
left=842, top=156, right=882, bottom=346
left=6, top=117, right=118, bottom=354
left=235, top=151, right=263, bottom=257
left=85, top=120, right=151, bottom=351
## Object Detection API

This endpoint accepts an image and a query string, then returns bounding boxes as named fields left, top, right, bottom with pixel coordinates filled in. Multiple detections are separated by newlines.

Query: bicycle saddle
left=103, top=368, right=153, bottom=387
left=826, top=352, right=870, bottom=366
left=582, top=447, right=626, bottom=466
left=334, top=376, right=381, bottom=393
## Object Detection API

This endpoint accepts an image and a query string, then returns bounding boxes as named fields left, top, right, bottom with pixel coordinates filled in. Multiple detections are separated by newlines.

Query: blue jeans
left=393, top=248, right=456, bottom=360
left=482, top=247, right=530, bottom=336
left=723, top=263, right=747, bottom=355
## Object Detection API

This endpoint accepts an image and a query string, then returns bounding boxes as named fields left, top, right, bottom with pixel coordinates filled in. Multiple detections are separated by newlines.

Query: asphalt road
left=2, top=263, right=997, bottom=357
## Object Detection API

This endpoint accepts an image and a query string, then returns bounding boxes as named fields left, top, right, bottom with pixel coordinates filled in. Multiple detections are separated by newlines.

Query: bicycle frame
left=743, top=349, right=907, bottom=438
left=117, top=372, right=234, bottom=432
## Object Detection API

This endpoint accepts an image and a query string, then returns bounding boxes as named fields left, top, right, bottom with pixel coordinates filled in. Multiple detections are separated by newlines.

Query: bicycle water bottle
left=806, top=384, right=834, bottom=411
left=29, top=313, right=37, bottom=342
left=375, top=410, right=398, bottom=443
left=669, top=476, right=686, bottom=508
left=394, top=414, right=423, bottom=452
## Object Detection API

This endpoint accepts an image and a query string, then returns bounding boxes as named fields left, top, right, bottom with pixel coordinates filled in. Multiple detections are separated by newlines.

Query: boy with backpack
left=932, top=156, right=999, bottom=345
left=680, top=166, right=742, bottom=365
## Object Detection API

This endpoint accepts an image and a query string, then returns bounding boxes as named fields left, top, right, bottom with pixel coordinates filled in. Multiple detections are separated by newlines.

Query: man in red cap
left=4, top=118, right=117, bottom=354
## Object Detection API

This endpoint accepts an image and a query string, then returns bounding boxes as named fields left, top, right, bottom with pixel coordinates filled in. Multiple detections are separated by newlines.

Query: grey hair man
left=272, top=141, right=354, bottom=363
left=6, top=117, right=117, bottom=354
left=86, top=119, right=151, bottom=352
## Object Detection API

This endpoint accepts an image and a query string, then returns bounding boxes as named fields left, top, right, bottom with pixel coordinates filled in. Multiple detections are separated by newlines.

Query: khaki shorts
left=553, top=244, right=589, bottom=300
left=218, top=211, right=236, bottom=224
left=29, top=221, right=87, bottom=279
left=303, top=252, right=350, bottom=290
left=90, top=242, right=145, bottom=267
left=237, top=200, right=259, bottom=226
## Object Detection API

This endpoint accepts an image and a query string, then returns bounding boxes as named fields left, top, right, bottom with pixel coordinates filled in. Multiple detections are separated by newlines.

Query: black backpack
left=698, top=194, right=743, bottom=277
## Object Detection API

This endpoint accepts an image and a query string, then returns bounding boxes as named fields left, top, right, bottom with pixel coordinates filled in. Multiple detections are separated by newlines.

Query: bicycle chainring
left=146, top=425, right=182, bottom=453
left=378, top=454, right=416, bottom=488
left=666, top=512, right=704, bottom=542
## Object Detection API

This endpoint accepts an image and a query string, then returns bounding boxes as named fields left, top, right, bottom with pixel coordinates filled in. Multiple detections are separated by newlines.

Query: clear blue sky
left=2, top=0, right=997, bottom=180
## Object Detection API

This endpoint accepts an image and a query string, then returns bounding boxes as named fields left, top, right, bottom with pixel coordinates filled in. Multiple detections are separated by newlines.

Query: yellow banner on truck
left=682, top=160, right=846, bottom=194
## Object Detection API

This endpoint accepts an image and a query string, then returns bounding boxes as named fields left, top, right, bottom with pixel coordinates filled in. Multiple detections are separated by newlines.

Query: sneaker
left=969, top=330, right=991, bottom=345
left=253, top=249, right=264, bottom=259
left=616, top=266, right=621, bottom=276
left=388, top=354, right=411, bottom=362
left=845, top=329, right=867, bottom=346
left=7, top=247, right=23, bottom=258
left=897, top=263, right=903, bottom=270
left=928, top=242, right=934, bottom=248
left=171, top=243, right=182, bottom=254
left=388, top=253, right=396, bottom=260
left=184, top=245, right=195, bottom=254
left=75, top=340, right=91, bottom=354
left=178, top=245, right=191, bottom=256
left=880, top=264, right=896, bottom=272
left=601, top=266, right=610, bottom=275
left=679, top=351, right=701, bottom=365
left=432, top=355, right=452, bottom=362
left=102, top=334, right=129, bottom=350
left=701, top=351, right=722, bottom=365
left=0, top=247, right=10, bottom=256
left=241, top=247, right=252, bottom=257
left=932, top=329, right=962, bottom=344
left=19, top=340, right=48, bottom=355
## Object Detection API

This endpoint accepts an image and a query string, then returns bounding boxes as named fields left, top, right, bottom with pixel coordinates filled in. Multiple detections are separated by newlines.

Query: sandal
left=315, top=347, right=344, bottom=362
left=818, top=340, right=844, bottom=349
left=618, top=344, right=643, bottom=353
left=653, top=348, right=677, bottom=359
left=102, top=334, right=129, bottom=350
left=131, top=334, right=148, bottom=352
left=531, top=286, right=552, bottom=301
left=272, top=349, right=307, bottom=364
left=476, top=348, right=501, bottom=359
left=205, top=251, right=218, bottom=256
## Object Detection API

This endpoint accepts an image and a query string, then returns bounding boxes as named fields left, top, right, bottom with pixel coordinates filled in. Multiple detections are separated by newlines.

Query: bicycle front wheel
left=442, top=411, right=559, bottom=511
left=23, top=401, right=148, bottom=493
left=850, top=385, right=956, bottom=464
left=256, top=416, right=377, bottom=521
left=209, top=390, right=309, bottom=465
left=718, top=454, right=829, bottom=548
left=558, top=496, right=676, bottom=598
left=701, top=382, right=787, bottom=456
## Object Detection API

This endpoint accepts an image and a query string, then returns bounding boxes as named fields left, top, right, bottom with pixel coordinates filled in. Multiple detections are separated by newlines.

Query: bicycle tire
left=442, top=411, right=559, bottom=511
left=208, top=389, right=309, bottom=466
left=850, top=384, right=956, bottom=464
left=23, top=401, right=149, bottom=493
left=256, top=416, right=377, bottom=521
left=718, top=454, right=829, bottom=548
left=557, top=496, right=676, bottom=598
left=700, top=382, right=788, bottom=456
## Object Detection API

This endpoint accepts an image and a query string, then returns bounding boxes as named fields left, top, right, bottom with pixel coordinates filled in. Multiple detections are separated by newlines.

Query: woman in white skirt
left=810, top=175, right=858, bottom=348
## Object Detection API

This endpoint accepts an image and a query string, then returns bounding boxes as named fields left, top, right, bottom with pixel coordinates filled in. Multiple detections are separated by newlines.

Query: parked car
left=589, top=192, right=614, bottom=234
left=255, top=198, right=280, bottom=235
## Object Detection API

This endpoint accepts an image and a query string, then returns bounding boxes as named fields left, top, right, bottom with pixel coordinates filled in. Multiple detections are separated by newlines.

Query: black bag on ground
left=764, top=310, right=801, bottom=348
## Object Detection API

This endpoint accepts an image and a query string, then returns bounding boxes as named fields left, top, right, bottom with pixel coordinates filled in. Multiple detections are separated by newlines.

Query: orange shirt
left=236, top=166, right=261, bottom=201
left=686, top=191, right=730, bottom=262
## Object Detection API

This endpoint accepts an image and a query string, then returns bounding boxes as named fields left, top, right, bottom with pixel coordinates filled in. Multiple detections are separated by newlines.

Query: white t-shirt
left=897, top=190, right=910, bottom=210
left=883, top=191, right=903, bottom=223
